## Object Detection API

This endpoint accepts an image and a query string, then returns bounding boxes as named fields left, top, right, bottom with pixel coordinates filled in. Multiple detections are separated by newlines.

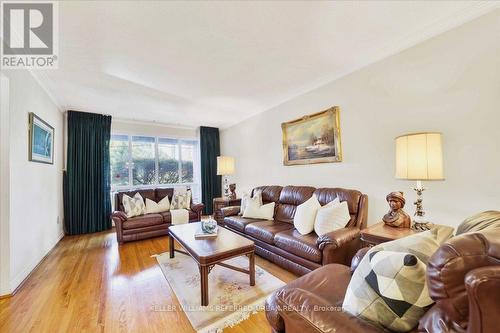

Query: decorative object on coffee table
left=382, top=191, right=411, bottom=228
left=282, top=106, right=342, bottom=166
left=213, top=197, right=241, bottom=226
left=168, top=222, right=256, bottom=306
left=395, top=132, right=444, bottom=231
left=217, top=155, right=235, bottom=197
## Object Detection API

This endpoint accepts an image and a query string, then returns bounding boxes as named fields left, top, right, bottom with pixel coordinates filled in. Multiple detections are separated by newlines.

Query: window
left=110, top=134, right=130, bottom=187
left=110, top=135, right=201, bottom=201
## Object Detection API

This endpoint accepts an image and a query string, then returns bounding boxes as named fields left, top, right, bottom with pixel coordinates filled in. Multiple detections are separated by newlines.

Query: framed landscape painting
left=29, top=112, right=54, bottom=164
left=282, top=106, right=342, bottom=166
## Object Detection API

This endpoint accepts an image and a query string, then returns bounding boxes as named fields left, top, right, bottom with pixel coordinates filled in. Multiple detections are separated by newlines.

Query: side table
left=213, top=197, right=241, bottom=226
left=360, top=222, right=417, bottom=246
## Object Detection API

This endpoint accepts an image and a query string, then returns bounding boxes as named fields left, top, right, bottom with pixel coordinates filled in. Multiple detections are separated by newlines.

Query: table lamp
left=217, top=156, right=235, bottom=198
left=395, top=132, right=444, bottom=231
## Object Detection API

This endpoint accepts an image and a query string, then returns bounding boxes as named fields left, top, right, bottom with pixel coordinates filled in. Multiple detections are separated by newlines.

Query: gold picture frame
left=282, top=106, right=342, bottom=166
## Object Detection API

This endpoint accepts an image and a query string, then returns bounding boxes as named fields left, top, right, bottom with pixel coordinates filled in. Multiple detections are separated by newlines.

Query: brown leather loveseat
left=265, top=216, right=500, bottom=333
left=111, top=188, right=204, bottom=243
left=222, top=185, right=368, bottom=276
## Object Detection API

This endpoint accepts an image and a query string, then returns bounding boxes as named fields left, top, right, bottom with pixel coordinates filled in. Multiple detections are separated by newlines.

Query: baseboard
left=2, top=232, right=64, bottom=298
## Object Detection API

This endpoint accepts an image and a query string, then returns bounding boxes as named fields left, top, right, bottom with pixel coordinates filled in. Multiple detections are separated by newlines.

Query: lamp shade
left=395, top=132, right=444, bottom=180
left=216, top=156, right=235, bottom=175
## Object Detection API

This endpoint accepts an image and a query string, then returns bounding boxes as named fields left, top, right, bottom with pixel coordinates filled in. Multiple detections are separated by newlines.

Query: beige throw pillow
left=314, top=198, right=351, bottom=236
left=294, top=195, right=321, bottom=235
left=240, top=191, right=262, bottom=215
left=243, top=200, right=275, bottom=220
left=145, top=196, right=170, bottom=214
left=171, top=190, right=191, bottom=209
left=122, top=193, right=146, bottom=218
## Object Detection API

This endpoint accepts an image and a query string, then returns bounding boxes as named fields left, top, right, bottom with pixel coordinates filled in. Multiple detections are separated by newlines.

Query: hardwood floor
left=0, top=229, right=297, bottom=332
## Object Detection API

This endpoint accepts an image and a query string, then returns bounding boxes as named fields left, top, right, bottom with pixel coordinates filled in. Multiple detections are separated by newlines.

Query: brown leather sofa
left=221, top=185, right=368, bottom=276
left=265, top=218, right=500, bottom=333
left=111, top=188, right=204, bottom=244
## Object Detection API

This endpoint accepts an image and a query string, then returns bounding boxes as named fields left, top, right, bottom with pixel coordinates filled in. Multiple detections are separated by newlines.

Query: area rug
left=154, top=252, right=285, bottom=333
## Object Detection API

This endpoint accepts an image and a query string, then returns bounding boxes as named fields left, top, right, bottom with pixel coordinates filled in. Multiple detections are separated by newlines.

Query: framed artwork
left=282, top=106, right=342, bottom=166
left=28, top=112, right=54, bottom=164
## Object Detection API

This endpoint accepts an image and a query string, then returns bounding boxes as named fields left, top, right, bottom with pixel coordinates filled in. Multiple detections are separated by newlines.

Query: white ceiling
left=33, top=1, right=499, bottom=128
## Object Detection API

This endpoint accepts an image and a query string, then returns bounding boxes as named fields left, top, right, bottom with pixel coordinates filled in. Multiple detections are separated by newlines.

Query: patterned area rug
left=155, top=252, right=285, bottom=333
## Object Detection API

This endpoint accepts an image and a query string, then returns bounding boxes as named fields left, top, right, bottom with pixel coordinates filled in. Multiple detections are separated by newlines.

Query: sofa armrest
left=190, top=203, right=205, bottom=220
left=111, top=211, right=128, bottom=223
left=221, top=206, right=241, bottom=218
left=317, top=227, right=361, bottom=266
left=465, top=266, right=500, bottom=333
left=274, top=287, right=380, bottom=333
left=316, top=227, right=360, bottom=250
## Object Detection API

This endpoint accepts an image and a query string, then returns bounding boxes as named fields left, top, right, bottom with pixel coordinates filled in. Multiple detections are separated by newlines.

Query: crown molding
left=223, top=1, right=500, bottom=130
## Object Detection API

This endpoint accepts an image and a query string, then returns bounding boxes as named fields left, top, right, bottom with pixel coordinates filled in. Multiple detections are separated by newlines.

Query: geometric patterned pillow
left=171, top=189, right=192, bottom=210
left=122, top=193, right=146, bottom=218
left=343, top=226, right=454, bottom=332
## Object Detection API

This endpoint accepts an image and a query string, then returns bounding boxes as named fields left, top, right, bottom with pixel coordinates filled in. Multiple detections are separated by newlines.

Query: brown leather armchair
left=265, top=220, right=500, bottom=333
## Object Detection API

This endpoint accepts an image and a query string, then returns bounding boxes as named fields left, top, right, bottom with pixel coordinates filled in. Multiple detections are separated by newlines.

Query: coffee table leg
left=169, top=234, right=174, bottom=258
left=200, top=265, right=209, bottom=306
left=249, top=252, right=255, bottom=286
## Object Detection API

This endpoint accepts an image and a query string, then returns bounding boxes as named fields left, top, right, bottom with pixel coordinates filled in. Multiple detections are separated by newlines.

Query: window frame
left=110, top=133, right=201, bottom=200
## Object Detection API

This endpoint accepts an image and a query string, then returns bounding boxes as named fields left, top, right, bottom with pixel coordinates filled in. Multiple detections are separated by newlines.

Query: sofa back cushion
left=275, top=186, right=316, bottom=224
left=313, top=188, right=363, bottom=226
left=251, top=185, right=283, bottom=204
left=116, top=189, right=156, bottom=212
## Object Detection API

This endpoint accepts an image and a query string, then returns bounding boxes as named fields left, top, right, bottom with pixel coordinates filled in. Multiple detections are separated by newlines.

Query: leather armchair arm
left=350, top=247, right=370, bottom=273
left=275, top=287, right=380, bottom=333
left=317, top=227, right=362, bottom=266
left=465, top=266, right=500, bottom=333
left=221, top=206, right=241, bottom=217
left=190, top=203, right=205, bottom=220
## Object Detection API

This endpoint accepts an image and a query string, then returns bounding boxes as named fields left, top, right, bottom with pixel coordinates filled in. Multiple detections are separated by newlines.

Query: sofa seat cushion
left=188, top=210, right=198, bottom=221
left=244, top=221, right=294, bottom=245
left=274, top=229, right=322, bottom=263
left=225, top=216, right=264, bottom=232
left=122, top=213, right=164, bottom=230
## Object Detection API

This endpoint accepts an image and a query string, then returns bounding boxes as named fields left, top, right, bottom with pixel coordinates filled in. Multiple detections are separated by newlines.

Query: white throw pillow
left=243, top=201, right=275, bottom=220
left=314, top=199, right=351, bottom=236
left=240, top=191, right=262, bottom=215
left=293, top=195, right=321, bottom=235
left=122, top=193, right=146, bottom=218
left=145, top=196, right=170, bottom=214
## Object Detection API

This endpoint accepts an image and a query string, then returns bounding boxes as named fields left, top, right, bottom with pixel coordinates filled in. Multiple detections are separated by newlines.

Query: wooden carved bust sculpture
left=383, top=191, right=411, bottom=228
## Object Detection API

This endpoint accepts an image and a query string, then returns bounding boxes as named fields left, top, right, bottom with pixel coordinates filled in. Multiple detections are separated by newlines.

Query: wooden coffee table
left=168, top=222, right=256, bottom=306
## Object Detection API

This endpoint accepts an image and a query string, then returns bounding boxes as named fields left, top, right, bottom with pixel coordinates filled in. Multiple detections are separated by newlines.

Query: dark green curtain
left=200, top=126, right=221, bottom=215
left=64, top=111, right=112, bottom=235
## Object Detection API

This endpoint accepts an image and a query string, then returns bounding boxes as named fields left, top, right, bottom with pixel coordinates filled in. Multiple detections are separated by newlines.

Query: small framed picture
left=28, top=112, right=54, bottom=164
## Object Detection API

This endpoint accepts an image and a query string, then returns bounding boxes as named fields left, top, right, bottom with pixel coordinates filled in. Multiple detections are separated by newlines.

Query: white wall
left=0, top=74, right=11, bottom=295
left=0, top=69, right=64, bottom=294
left=221, top=10, right=500, bottom=228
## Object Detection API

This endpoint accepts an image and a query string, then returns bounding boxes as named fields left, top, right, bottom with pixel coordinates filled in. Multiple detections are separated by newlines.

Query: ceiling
left=33, top=1, right=499, bottom=128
